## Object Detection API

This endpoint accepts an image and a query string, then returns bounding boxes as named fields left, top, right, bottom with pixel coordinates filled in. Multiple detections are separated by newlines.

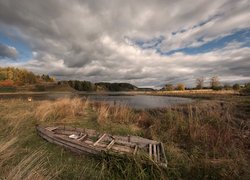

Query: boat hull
left=36, top=125, right=167, bottom=166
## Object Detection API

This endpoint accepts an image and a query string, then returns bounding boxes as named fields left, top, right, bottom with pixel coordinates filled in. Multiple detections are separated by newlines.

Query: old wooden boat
left=36, top=125, right=167, bottom=166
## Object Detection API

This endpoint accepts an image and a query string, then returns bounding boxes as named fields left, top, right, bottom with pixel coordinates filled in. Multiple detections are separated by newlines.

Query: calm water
left=88, top=95, right=193, bottom=109
left=0, top=93, right=193, bottom=109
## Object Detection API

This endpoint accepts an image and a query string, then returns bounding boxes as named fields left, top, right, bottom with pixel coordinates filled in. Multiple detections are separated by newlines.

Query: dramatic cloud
left=0, top=43, right=18, bottom=59
left=0, top=0, right=249, bottom=87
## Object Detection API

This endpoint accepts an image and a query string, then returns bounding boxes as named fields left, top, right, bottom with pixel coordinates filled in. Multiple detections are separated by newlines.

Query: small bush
left=0, top=86, right=16, bottom=92
left=34, top=85, right=46, bottom=91
left=212, top=86, right=223, bottom=91
left=232, top=83, right=240, bottom=91
left=241, top=83, right=250, bottom=94
left=0, top=79, right=15, bottom=87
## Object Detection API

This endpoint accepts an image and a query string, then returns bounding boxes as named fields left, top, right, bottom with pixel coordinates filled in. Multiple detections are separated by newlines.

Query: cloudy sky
left=0, top=0, right=249, bottom=88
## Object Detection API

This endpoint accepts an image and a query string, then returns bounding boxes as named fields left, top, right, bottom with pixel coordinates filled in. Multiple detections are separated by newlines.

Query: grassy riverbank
left=0, top=95, right=249, bottom=179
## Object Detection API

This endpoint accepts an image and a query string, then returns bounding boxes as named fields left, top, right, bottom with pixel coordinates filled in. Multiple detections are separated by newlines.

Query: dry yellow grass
left=0, top=137, right=17, bottom=169
left=155, top=89, right=238, bottom=94
left=95, top=103, right=110, bottom=124
left=35, top=98, right=88, bottom=122
left=0, top=96, right=248, bottom=179
left=6, top=150, right=60, bottom=180
left=94, top=102, right=137, bottom=124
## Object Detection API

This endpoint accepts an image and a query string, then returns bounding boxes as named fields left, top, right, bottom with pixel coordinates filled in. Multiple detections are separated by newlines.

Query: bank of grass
left=149, top=89, right=239, bottom=100
left=0, top=96, right=249, bottom=179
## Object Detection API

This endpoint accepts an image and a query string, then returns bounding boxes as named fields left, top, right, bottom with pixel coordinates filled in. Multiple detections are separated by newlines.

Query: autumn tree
left=0, top=67, right=54, bottom=85
left=176, top=83, right=185, bottom=91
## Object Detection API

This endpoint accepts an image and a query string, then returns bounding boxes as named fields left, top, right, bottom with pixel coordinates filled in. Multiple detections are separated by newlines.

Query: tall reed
left=35, top=98, right=88, bottom=122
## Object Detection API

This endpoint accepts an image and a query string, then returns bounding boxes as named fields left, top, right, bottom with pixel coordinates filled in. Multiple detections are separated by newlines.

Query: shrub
left=212, top=86, right=223, bottom=91
left=232, top=83, right=240, bottom=91
left=34, top=85, right=46, bottom=91
left=176, top=83, right=185, bottom=91
left=223, top=84, right=231, bottom=90
left=0, top=80, right=14, bottom=87
left=0, top=86, right=16, bottom=92
left=241, top=83, right=250, bottom=94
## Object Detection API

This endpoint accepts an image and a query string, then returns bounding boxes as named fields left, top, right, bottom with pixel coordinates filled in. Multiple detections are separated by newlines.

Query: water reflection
left=0, top=93, right=193, bottom=109
left=88, top=95, right=193, bottom=109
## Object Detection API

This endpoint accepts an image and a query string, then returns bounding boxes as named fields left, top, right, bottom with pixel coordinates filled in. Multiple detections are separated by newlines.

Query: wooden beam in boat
left=160, top=142, right=167, bottom=165
left=149, top=144, right=152, bottom=159
left=46, top=127, right=58, bottom=131
left=106, top=139, right=115, bottom=150
left=157, top=144, right=160, bottom=162
left=93, top=133, right=106, bottom=146
left=78, top=134, right=88, bottom=141
left=153, top=144, right=157, bottom=161
left=133, top=145, right=138, bottom=155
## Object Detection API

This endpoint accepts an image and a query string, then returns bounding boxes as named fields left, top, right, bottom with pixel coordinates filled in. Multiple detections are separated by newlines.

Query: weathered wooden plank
left=160, top=142, right=167, bottom=165
left=46, top=127, right=58, bottom=131
left=37, top=128, right=101, bottom=155
left=157, top=144, right=160, bottom=162
left=93, top=133, right=106, bottom=146
left=55, top=126, right=98, bottom=136
left=105, top=136, right=137, bottom=147
left=106, top=139, right=115, bottom=150
left=149, top=144, right=152, bottom=159
left=54, top=129, right=76, bottom=136
left=133, top=145, right=138, bottom=155
left=112, top=144, right=132, bottom=153
left=78, top=134, right=88, bottom=141
left=111, top=135, right=158, bottom=147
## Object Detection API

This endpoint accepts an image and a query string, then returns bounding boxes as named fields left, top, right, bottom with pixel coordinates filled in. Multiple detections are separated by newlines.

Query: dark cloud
left=0, top=43, right=18, bottom=59
left=0, top=0, right=249, bottom=87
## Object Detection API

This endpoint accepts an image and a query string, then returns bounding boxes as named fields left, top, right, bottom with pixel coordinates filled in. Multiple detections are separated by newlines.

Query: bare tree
left=210, top=76, right=220, bottom=89
left=196, top=77, right=205, bottom=89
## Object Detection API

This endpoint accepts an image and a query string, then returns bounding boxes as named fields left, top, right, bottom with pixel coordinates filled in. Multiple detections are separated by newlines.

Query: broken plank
left=78, top=134, right=88, bottom=141
left=93, top=133, right=106, bottom=146
left=160, top=142, right=167, bottom=165
left=106, top=139, right=115, bottom=150
left=133, top=145, right=138, bottom=155
left=157, top=144, right=160, bottom=162
left=46, top=127, right=58, bottom=131
left=149, top=144, right=152, bottom=159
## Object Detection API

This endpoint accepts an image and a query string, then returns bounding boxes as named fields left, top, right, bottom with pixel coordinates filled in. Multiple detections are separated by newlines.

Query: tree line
left=0, top=67, right=55, bottom=87
left=163, top=76, right=243, bottom=91
left=59, top=80, right=137, bottom=91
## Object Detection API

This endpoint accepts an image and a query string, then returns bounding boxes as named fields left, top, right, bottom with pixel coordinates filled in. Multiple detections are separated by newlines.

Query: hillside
left=0, top=67, right=58, bottom=92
